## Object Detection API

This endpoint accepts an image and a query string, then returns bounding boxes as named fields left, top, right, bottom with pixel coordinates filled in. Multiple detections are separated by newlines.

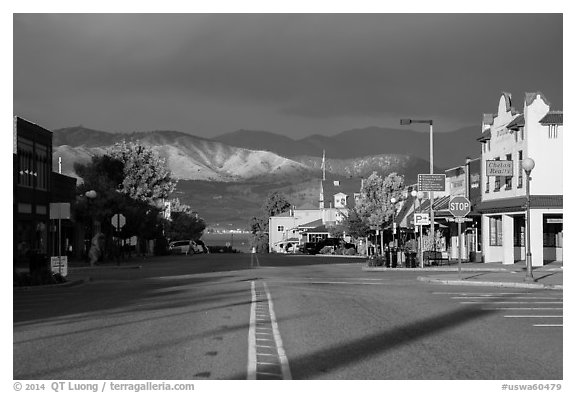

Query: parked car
left=169, top=240, right=197, bottom=255
left=299, top=242, right=318, bottom=254
left=300, top=238, right=344, bottom=255
left=194, top=239, right=210, bottom=253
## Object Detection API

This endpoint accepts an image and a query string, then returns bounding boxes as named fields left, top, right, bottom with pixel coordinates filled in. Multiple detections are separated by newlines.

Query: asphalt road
left=13, top=253, right=563, bottom=380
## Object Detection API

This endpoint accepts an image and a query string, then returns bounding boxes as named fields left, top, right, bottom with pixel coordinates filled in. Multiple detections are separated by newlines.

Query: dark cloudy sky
left=13, top=13, right=563, bottom=138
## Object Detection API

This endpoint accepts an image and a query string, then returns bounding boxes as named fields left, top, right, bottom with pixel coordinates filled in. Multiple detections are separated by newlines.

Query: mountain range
left=52, top=125, right=481, bottom=228
left=213, top=125, right=481, bottom=168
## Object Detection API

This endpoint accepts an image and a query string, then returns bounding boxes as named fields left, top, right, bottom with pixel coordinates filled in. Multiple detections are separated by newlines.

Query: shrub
left=366, top=256, right=384, bottom=267
left=319, top=246, right=334, bottom=255
left=344, top=248, right=357, bottom=256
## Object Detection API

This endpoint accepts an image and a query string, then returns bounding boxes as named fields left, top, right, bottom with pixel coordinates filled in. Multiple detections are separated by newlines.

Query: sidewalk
left=364, top=260, right=563, bottom=290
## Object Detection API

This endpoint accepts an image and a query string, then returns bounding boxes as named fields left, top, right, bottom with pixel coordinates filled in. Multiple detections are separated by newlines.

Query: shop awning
left=475, top=195, right=563, bottom=214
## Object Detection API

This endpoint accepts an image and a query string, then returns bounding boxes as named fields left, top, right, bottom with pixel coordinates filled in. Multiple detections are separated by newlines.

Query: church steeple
left=319, top=178, right=324, bottom=209
left=319, top=150, right=326, bottom=209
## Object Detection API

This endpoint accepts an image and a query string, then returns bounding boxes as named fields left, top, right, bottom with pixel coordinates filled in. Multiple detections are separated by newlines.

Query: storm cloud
left=13, top=13, right=562, bottom=137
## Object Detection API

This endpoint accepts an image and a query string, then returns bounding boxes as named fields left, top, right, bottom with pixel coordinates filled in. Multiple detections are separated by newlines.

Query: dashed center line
left=247, top=281, right=291, bottom=380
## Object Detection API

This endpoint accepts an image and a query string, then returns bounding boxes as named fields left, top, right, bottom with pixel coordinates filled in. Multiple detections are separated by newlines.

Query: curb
left=70, top=265, right=143, bottom=271
left=363, top=267, right=510, bottom=272
left=417, top=276, right=563, bottom=290
left=13, top=278, right=87, bottom=291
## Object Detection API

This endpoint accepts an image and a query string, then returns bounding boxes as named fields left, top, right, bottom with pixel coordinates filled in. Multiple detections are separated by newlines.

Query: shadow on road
left=227, top=303, right=498, bottom=380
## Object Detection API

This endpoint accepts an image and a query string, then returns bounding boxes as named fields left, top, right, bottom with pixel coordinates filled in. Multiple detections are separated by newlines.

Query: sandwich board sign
left=51, top=256, right=68, bottom=277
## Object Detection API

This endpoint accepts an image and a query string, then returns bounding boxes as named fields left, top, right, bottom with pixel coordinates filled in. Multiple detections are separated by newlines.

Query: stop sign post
left=449, top=196, right=471, bottom=279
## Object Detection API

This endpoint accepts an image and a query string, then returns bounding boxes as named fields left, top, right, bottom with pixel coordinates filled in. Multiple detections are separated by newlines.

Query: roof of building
left=394, top=194, right=415, bottom=227
left=274, top=211, right=292, bottom=218
left=539, top=111, right=563, bottom=125
left=476, top=195, right=563, bottom=214
left=302, top=224, right=330, bottom=234
left=525, top=92, right=551, bottom=107
left=298, top=219, right=323, bottom=229
left=506, top=114, right=525, bottom=130
left=483, top=113, right=495, bottom=125
left=477, top=128, right=491, bottom=142
left=321, top=176, right=362, bottom=208
left=296, top=202, right=318, bottom=210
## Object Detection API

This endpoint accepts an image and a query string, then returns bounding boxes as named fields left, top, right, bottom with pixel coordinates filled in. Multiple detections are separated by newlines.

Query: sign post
left=111, top=213, right=126, bottom=264
left=50, top=203, right=71, bottom=276
left=449, top=196, right=471, bottom=280
left=414, top=213, right=430, bottom=269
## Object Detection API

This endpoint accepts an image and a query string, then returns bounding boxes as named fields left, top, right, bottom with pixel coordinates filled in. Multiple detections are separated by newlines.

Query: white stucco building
left=476, top=92, right=563, bottom=266
left=268, top=178, right=361, bottom=253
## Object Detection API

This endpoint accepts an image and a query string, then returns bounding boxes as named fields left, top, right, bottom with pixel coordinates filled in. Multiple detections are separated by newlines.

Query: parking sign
left=414, top=213, right=430, bottom=226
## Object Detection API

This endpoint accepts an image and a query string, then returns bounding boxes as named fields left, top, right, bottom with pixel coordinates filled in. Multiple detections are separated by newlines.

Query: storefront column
left=481, top=214, right=492, bottom=263
left=502, top=214, right=515, bottom=265
left=529, top=210, right=544, bottom=267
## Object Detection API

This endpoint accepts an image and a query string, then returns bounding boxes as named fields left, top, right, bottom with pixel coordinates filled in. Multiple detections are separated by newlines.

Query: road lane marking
left=459, top=301, right=562, bottom=304
left=482, top=307, right=563, bottom=310
left=451, top=296, right=559, bottom=300
left=503, top=315, right=563, bottom=318
left=268, top=280, right=389, bottom=285
left=256, top=371, right=283, bottom=377
left=247, top=281, right=291, bottom=380
left=247, top=281, right=257, bottom=380
left=433, top=292, right=532, bottom=295
left=533, top=324, right=563, bottom=327
left=263, top=282, right=291, bottom=380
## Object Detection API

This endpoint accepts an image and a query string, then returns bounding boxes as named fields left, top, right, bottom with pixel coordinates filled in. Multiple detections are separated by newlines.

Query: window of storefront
left=505, top=154, right=512, bottom=190
left=514, top=216, right=525, bottom=247
left=308, top=234, right=328, bottom=243
left=543, top=215, right=563, bottom=248
left=494, top=157, right=501, bottom=191
left=517, top=150, right=523, bottom=188
left=36, top=144, right=50, bottom=190
left=17, top=137, right=34, bottom=188
left=489, top=215, right=503, bottom=246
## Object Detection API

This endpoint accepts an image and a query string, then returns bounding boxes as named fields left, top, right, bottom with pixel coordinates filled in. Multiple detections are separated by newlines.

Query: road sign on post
left=111, top=213, right=126, bottom=229
left=449, top=196, right=471, bottom=218
left=449, top=196, right=471, bottom=280
left=414, top=213, right=430, bottom=226
left=418, top=174, right=446, bottom=192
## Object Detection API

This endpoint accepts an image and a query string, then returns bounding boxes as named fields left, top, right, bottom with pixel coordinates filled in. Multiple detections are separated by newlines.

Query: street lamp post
left=85, top=190, right=97, bottom=260
left=401, top=119, right=435, bottom=251
left=390, top=197, right=397, bottom=248
left=522, top=158, right=535, bottom=282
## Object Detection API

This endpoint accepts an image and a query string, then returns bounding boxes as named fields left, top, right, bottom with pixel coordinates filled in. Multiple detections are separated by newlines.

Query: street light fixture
left=401, top=119, right=435, bottom=252
left=522, top=157, right=535, bottom=282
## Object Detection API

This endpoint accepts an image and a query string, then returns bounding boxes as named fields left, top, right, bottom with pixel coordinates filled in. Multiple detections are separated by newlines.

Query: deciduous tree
left=108, top=140, right=177, bottom=206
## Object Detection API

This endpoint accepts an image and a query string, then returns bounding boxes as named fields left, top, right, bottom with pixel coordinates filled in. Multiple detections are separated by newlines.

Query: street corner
left=416, top=274, right=563, bottom=290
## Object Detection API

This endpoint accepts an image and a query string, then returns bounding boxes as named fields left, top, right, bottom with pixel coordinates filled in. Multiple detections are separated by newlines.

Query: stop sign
left=449, top=196, right=471, bottom=218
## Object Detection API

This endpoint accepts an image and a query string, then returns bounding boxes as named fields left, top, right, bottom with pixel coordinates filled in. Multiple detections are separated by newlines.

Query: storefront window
left=36, top=144, right=50, bottom=190
left=514, top=216, right=525, bottom=247
left=489, top=216, right=503, bottom=246
left=543, top=215, right=563, bottom=248
left=17, top=137, right=34, bottom=188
